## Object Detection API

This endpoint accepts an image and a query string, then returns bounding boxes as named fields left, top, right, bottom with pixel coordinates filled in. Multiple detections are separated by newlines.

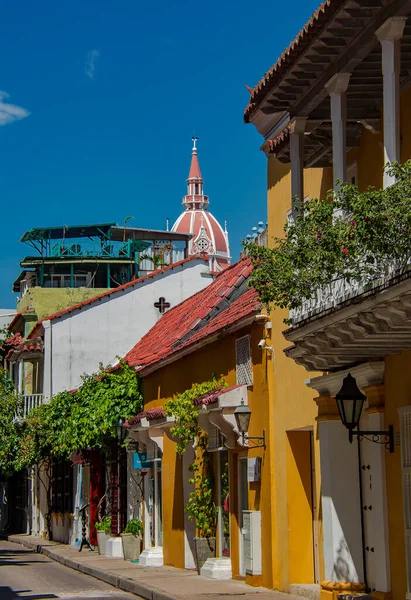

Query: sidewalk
left=8, top=534, right=299, bottom=600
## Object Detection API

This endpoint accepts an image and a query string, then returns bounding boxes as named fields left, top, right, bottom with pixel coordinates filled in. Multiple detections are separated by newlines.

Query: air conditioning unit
left=242, top=510, right=262, bottom=575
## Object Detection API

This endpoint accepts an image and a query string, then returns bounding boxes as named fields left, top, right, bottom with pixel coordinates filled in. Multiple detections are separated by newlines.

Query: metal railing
left=22, top=394, right=44, bottom=417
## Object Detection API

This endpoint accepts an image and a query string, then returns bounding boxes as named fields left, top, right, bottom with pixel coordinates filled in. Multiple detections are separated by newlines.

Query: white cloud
left=0, top=91, right=30, bottom=126
left=85, top=50, right=100, bottom=79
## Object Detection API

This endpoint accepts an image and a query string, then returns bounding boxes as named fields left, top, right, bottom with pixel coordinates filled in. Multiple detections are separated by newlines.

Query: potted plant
left=186, top=433, right=218, bottom=573
left=121, top=518, right=144, bottom=560
left=94, top=516, right=111, bottom=555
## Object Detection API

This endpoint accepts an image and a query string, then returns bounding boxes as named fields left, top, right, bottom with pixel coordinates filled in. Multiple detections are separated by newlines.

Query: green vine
left=164, top=376, right=226, bottom=538
left=0, top=361, right=143, bottom=475
left=246, top=162, right=411, bottom=320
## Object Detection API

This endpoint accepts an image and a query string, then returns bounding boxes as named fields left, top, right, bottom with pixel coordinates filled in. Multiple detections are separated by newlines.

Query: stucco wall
left=46, top=260, right=211, bottom=395
left=141, top=323, right=278, bottom=588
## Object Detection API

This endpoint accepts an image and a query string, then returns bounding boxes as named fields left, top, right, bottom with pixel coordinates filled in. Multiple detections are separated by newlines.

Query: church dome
left=171, top=138, right=230, bottom=271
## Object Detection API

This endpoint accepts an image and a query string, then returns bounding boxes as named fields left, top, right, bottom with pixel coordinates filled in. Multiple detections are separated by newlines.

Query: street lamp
left=234, top=400, right=265, bottom=448
left=335, top=373, right=394, bottom=453
left=115, top=417, right=127, bottom=442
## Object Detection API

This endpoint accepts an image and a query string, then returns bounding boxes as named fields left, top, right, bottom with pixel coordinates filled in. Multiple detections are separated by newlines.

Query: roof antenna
left=166, top=217, right=169, bottom=232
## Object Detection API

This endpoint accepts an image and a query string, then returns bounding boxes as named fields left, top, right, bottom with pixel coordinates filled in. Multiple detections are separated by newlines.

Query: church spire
left=183, top=137, right=209, bottom=209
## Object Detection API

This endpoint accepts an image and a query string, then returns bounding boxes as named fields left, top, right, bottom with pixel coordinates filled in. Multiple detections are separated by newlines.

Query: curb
left=7, top=535, right=178, bottom=600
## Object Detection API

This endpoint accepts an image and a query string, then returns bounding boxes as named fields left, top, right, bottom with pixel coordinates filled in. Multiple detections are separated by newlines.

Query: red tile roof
left=244, top=0, right=343, bottom=122
left=123, top=258, right=259, bottom=373
left=27, top=255, right=209, bottom=339
left=125, top=407, right=166, bottom=428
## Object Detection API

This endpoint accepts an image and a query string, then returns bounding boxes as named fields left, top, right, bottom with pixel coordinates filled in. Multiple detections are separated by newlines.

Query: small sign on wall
left=132, top=452, right=153, bottom=470
left=247, top=457, right=261, bottom=482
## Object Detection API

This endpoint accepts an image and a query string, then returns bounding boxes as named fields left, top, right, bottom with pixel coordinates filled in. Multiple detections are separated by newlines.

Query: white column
left=319, top=419, right=364, bottom=583
left=325, top=73, right=351, bottom=191
left=376, top=17, right=406, bottom=188
left=290, top=117, right=306, bottom=219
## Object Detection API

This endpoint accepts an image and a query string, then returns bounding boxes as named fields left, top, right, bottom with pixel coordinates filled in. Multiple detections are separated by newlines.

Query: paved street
left=0, top=540, right=140, bottom=600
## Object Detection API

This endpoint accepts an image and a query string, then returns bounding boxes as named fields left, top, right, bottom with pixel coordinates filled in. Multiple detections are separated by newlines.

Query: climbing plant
left=164, top=376, right=226, bottom=538
left=0, top=361, right=143, bottom=474
left=246, top=162, right=411, bottom=319
left=0, top=367, right=22, bottom=477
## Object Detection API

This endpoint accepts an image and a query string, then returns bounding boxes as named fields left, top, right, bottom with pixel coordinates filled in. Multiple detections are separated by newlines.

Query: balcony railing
left=22, top=393, right=44, bottom=417
left=290, top=261, right=409, bottom=325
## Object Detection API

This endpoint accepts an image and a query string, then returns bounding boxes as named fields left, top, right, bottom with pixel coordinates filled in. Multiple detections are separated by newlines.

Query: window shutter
left=399, top=407, right=411, bottom=596
left=207, top=425, right=224, bottom=452
left=236, top=335, right=253, bottom=386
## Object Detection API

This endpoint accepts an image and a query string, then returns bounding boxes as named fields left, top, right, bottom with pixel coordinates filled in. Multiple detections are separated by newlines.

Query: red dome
left=171, top=140, right=230, bottom=271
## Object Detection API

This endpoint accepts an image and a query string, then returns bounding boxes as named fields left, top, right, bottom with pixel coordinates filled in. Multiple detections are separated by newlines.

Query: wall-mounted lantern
left=335, top=373, right=393, bottom=453
left=234, top=400, right=265, bottom=448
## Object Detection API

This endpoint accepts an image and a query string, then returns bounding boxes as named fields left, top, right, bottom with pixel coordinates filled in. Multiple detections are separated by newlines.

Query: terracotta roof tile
left=122, top=258, right=259, bottom=372
left=27, top=256, right=208, bottom=339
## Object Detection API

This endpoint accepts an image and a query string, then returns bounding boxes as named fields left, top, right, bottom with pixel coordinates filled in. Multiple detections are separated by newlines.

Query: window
left=236, top=335, right=253, bottom=386
left=44, top=274, right=88, bottom=288
left=195, top=184, right=199, bottom=194
left=399, top=406, right=411, bottom=597
left=51, top=460, right=73, bottom=513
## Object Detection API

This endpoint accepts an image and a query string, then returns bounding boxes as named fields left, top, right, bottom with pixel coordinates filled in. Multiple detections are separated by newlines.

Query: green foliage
left=164, top=376, right=227, bottom=455
left=0, top=368, right=22, bottom=477
left=123, top=518, right=143, bottom=536
left=246, top=162, right=411, bottom=318
left=185, top=432, right=218, bottom=538
left=0, top=361, right=143, bottom=475
left=95, top=516, right=111, bottom=534
left=164, top=377, right=226, bottom=539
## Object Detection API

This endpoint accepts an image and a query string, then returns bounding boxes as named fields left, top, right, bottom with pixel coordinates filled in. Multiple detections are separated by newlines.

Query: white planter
left=121, top=533, right=142, bottom=560
left=96, top=531, right=110, bottom=555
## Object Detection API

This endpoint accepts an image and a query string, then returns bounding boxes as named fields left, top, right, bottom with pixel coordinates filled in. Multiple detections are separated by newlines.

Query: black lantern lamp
left=234, top=400, right=265, bottom=448
left=115, top=417, right=127, bottom=442
left=335, top=373, right=394, bottom=453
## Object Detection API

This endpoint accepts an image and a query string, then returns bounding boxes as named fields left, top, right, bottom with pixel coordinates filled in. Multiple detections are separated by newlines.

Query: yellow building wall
left=142, top=323, right=277, bottom=588
left=18, top=287, right=107, bottom=321
left=383, top=350, right=411, bottom=600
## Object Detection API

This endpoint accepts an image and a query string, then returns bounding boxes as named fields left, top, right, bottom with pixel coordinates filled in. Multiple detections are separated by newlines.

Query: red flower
left=342, top=248, right=349, bottom=255
left=365, top=217, right=371, bottom=223
left=351, top=221, right=357, bottom=226
left=387, top=216, right=392, bottom=221
left=317, top=233, right=322, bottom=239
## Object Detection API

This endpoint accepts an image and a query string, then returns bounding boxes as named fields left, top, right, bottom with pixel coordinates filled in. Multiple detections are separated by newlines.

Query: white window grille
left=399, top=406, right=411, bottom=598
left=236, top=335, right=253, bottom=386
left=207, top=425, right=224, bottom=452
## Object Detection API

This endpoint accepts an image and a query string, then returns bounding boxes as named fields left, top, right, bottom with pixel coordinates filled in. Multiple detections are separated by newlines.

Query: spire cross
left=154, top=297, right=170, bottom=314
left=192, top=136, right=198, bottom=150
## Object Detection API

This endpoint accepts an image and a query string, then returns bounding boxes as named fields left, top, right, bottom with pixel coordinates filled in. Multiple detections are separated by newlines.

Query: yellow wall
left=267, top=155, right=326, bottom=590
left=384, top=350, right=411, bottom=600
left=18, top=287, right=107, bottom=321
left=142, top=323, right=278, bottom=587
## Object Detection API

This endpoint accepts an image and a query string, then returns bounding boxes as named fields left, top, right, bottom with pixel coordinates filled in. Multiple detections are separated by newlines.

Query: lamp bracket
left=241, top=429, right=266, bottom=448
left=349, top=424, right=394, bottom=453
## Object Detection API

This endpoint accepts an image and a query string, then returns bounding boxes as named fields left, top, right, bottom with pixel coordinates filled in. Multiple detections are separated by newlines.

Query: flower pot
left=120, top=532, right=142, bottom=561
left=96, top=531, right=110, bottom=555
left=194, top=537, right=216, bottom=573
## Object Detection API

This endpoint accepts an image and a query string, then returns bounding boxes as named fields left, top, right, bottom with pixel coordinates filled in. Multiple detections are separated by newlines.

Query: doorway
left=286, top=430, right=317, bottom=584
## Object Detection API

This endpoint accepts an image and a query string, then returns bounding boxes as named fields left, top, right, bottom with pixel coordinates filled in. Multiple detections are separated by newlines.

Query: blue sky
left=0, top=0, right=319, bottom=308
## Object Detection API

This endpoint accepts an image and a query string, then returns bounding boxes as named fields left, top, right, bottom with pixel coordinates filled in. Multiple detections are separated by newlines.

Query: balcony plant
left=246, top=161, right=411, bottom=322
left=121, top=518, right=144, bottom=561
left=94, top=516, right=111, bottom=555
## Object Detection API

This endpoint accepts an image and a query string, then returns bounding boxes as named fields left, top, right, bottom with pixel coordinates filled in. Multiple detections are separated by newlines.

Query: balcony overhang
left=284, top=272, right=411, bottom=372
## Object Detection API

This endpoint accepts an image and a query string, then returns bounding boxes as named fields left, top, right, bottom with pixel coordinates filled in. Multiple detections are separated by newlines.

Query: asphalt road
left=0, top=540, right=141, bottom=600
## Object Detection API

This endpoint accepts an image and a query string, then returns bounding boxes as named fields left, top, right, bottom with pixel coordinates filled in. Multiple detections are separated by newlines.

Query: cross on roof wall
left=154, top=297, right=170, bottom=314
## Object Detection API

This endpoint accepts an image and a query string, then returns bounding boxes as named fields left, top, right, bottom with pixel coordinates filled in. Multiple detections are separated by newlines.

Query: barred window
left=236, top=335, right=253, bottom=386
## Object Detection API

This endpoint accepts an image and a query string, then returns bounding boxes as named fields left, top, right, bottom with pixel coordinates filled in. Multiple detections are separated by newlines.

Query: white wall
left=44, top=259, right=211, bottom=396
